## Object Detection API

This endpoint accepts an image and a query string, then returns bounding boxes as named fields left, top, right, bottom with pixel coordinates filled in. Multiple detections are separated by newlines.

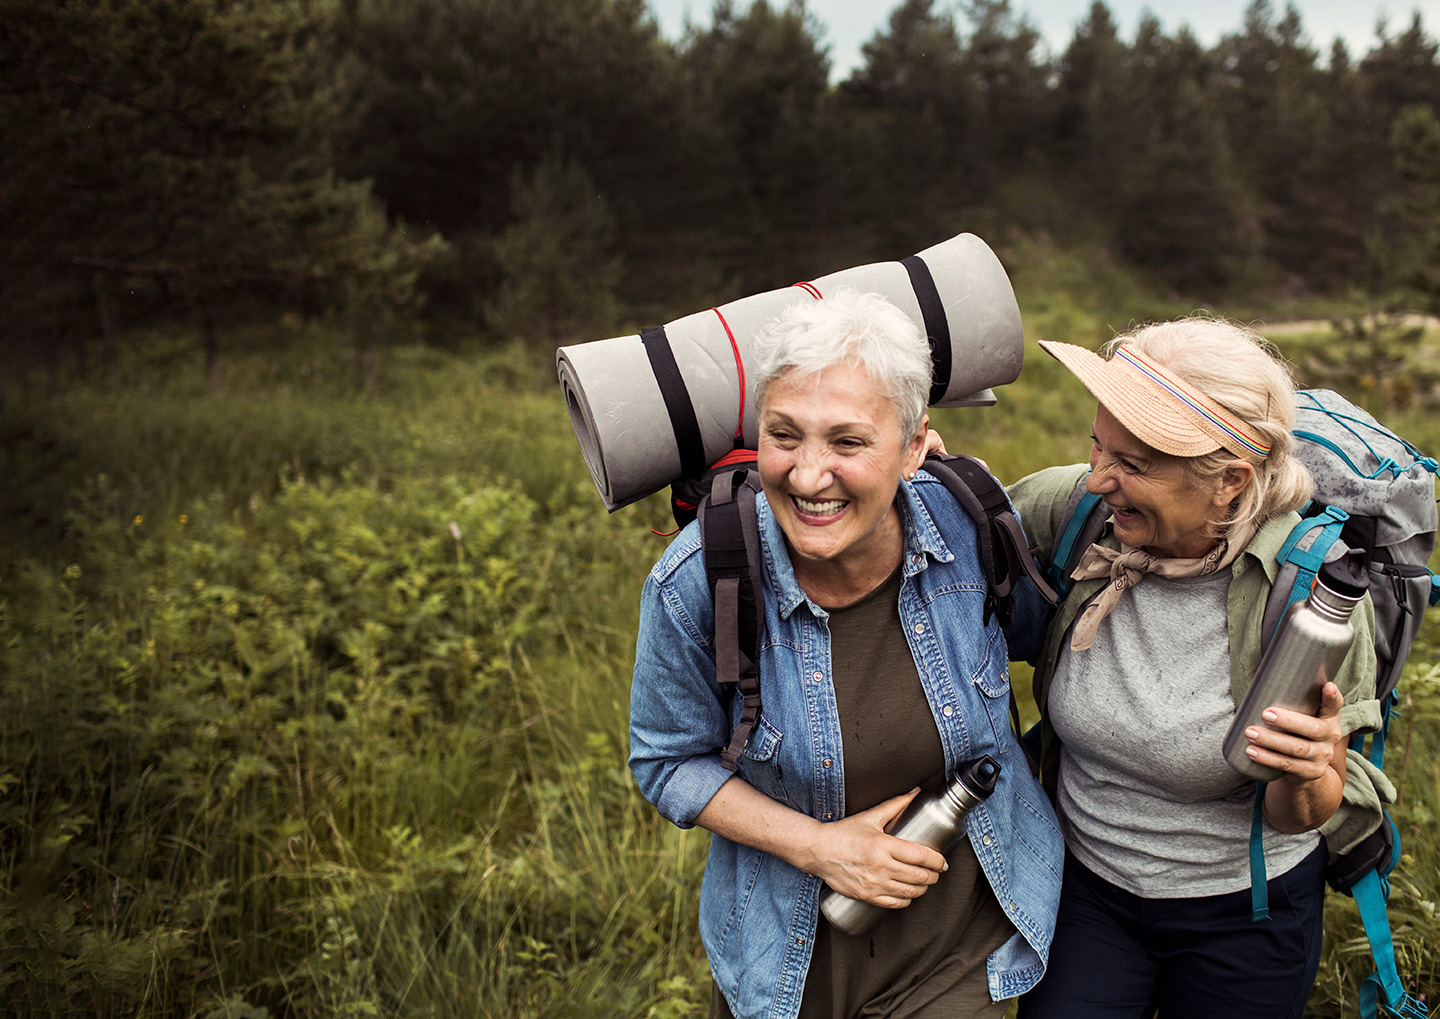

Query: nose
left=790, top=441, right=835, bottom=493
left=1087, top=454, right=1118, bottom=494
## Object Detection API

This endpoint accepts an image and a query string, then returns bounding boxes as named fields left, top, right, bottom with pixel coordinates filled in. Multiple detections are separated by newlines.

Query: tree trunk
left=72, top=329, right=88, bottom=383
left=46, top=326, right=61, bottom=396
left=353, top=305, right=379, bottom=392
left=93, top=263, right=119, bottom=387
left=203, top=305, right=223, bottom=392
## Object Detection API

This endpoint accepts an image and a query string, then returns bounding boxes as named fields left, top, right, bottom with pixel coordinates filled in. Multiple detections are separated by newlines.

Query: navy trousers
left=1019, top=843, right=1327, bottom=1019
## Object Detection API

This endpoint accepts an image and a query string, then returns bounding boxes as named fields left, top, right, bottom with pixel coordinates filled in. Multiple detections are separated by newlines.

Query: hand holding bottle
left=1240, top=680, right=1345, bottom=785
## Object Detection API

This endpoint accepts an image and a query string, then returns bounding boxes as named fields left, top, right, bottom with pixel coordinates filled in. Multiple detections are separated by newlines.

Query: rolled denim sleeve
left=628, top=557, right=736, bottom=829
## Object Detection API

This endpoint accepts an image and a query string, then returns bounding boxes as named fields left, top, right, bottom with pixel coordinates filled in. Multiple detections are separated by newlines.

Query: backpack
left=683, top=451, right=1059, bottom=772
left=1046, top=388, right=1438, bottom=1019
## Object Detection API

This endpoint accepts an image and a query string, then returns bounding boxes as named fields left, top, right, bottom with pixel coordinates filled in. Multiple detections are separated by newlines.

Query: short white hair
left=752, top=289, right=932, bottom=441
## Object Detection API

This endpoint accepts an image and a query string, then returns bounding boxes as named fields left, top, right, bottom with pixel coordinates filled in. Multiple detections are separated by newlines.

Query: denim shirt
left=629, top=472, right=1064, bottom=1019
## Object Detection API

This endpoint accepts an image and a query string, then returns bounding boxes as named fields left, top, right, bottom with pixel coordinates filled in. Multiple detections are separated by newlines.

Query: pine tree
left=0, top=0, right=436, bottom=387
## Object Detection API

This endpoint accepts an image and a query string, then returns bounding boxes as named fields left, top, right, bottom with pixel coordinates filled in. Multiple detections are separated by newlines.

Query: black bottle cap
left=1317, top=548, right=1370, bottom=600
left=954, top=755, right=1001, bottom=799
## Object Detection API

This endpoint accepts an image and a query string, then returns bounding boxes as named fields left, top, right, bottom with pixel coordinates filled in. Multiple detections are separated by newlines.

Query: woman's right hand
left=803, top=788, right=949, bottom=908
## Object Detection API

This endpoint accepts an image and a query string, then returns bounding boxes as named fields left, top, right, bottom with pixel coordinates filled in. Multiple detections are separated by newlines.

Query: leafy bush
left=2, top=314, right=1437, bottom=1016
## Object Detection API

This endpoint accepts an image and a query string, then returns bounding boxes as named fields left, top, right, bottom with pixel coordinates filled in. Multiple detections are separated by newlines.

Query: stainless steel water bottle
left=1222, top=549, right=1369, bottom=782
left=819, top=755, right=1000, bottom=938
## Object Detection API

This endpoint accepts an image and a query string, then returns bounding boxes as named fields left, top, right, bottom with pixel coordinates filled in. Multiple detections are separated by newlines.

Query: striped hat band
left=1038, top=340, right=1271, bottom=462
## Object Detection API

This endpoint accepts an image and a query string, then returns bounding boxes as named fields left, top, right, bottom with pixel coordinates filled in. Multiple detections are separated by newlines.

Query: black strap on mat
left=699, top=468, right=765, bottom=771
left=641, top=324, right=706, bottom=481
left=901, top=255, right=951, bottom=405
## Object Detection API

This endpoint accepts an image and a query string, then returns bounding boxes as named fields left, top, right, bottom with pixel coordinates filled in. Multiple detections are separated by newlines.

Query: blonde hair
left=1104, top=317, right=1312, bottom=534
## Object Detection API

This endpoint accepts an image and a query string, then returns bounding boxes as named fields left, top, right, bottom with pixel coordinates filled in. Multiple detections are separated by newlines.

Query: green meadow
left=4, top=268, right=1439, bottom=1016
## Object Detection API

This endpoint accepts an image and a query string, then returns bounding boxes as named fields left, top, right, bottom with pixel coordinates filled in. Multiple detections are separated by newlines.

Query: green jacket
left=1008, top=463, right=1392, bottom=859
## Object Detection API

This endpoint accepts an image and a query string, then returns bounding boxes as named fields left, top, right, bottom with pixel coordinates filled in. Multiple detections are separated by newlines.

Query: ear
left=904, top=413, right=931, bottom=476
left=1212, top=460, right=1255, bottom=509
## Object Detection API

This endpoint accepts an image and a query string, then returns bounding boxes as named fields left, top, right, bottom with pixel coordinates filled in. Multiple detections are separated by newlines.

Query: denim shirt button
left=795, top=936, right=805, bottom=945
left=812, top=671, right=823, bottom=682
left=942, top=705, right=954, bottom=717
left=823, top=812, right=833, bottom=820
left=913, top=622, right=926, bottom=635
left=982, top=834, right=993, bottom=846
left=911, top=553, right=923, bottom=564
left=822, top=758, right=833, bottom=768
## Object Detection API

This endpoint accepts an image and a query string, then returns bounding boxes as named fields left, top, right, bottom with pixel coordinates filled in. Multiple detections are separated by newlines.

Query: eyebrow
left=763, top=410, right=875, bottom=436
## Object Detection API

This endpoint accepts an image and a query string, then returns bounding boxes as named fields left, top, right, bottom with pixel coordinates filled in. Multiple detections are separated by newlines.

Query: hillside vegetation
left=4, top=264, right=1439, bottom=1015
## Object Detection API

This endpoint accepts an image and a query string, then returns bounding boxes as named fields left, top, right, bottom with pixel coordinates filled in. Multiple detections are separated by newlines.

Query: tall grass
left=2, top=297, right=1437, bottom=1016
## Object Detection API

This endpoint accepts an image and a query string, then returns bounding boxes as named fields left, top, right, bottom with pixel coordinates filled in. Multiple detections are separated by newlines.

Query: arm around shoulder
left=1005, top=463, right=1092, bottom=563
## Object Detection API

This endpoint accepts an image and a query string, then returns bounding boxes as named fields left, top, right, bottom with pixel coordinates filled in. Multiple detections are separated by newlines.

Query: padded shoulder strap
left=1049, top=473, right=1108, bottom=600
left=923, top=454, right=1059, bottom=624
left=699, top=469, right=765, bottom=771
left=1263, top=505, right=1350, bottom=650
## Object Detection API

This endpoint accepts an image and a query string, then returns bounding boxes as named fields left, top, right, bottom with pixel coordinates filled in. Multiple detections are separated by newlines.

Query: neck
left=790, top=512, right=905, bottom=608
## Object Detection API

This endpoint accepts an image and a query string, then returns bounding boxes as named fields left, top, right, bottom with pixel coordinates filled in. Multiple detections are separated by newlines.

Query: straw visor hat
left=1038, top=340, right=1270, bottom=464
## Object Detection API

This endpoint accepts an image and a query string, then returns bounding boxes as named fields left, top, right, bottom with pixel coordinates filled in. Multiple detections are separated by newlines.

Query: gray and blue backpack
left=1047, top=389, right=1438, bottom=1019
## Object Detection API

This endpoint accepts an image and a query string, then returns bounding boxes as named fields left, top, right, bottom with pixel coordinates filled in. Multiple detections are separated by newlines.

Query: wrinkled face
left=758, top=361, right=926, bottom=574
left=1086, top=403, right=1235, bottom=558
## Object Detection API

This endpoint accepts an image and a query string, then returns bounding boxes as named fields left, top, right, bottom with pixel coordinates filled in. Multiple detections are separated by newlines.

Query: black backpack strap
left=922, top=454, right=1060, bottom=625
left=699, top=468, right=765, bottom=771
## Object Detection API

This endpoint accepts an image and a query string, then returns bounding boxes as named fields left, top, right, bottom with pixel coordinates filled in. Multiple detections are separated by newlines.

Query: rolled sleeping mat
left=557, top=232, right=1023, bottom=511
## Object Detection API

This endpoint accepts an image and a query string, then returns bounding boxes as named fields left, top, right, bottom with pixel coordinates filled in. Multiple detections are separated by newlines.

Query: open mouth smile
left=793, top=496, right=847, bottom=518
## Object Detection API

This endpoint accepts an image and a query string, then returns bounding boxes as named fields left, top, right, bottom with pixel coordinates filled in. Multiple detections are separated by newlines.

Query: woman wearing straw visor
left=1004, top=320, right=1380, bottom=1018
left=629, top=290, right=1062, bottom=1018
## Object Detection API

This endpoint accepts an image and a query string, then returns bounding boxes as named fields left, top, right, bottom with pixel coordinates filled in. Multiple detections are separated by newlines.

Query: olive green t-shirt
left=712, top=563, right=1012, bottom=1018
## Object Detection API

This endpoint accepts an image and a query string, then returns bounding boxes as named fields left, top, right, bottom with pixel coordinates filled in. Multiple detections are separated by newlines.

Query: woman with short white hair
left=629, top=289, right=1063, bottom=1018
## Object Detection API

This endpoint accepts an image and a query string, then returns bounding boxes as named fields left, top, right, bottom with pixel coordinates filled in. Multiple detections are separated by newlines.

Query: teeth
left=795, top=497, right=845, bottom=515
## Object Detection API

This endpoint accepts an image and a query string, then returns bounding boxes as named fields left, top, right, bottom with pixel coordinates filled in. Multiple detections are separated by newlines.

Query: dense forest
left=3, top=0, right=1440, bottom=388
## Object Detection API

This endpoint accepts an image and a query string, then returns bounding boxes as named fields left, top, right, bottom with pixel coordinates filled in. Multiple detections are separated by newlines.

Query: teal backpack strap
left=1247, top=509, right=1351, bottom=925
left=1048, top=485, right=1106, bottom=600
left=1351, top=828, right=1431, bottom=1018
left=1247, top=782, right=1269, bottom=921
left=1267, top=509, right=1353, bottom=636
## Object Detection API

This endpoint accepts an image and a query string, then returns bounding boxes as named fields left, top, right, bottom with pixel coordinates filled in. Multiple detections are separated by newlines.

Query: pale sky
left=647, top=0, right=1438, bottom=79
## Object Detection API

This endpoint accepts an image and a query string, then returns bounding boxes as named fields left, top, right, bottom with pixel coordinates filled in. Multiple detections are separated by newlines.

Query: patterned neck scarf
left=1067, top=522, right=1257, bottom=652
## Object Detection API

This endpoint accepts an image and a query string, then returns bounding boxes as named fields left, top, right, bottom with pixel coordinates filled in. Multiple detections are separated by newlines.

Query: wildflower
left=449, top=521, right=463, bottom=542
left=179, top=514, right=189, bottom=525
left=133, top=515, right=144, bottom=525
left=64, top=564, right=82, bottom=580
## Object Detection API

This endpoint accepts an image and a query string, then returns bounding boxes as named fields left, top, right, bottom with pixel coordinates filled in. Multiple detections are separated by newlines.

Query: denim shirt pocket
left=737, top=714, right=792, bottom=806
left=967, top=628, right=1015, bottom=752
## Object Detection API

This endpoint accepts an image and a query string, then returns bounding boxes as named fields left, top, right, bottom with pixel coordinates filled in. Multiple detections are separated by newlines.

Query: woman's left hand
left=1242, top=681, right=1344, bottom=785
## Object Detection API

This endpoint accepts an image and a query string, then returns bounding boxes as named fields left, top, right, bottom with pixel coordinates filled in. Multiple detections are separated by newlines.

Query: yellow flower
left=64, top=564, right=82, bottom=580
left=133, top=515, right=144, bottom=525
left=179, top=514, right=189, bottom=525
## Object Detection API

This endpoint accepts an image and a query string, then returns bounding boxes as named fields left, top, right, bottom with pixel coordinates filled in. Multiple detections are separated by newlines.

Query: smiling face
left=1086, top=403, right=1247, bottom=558
left=758, top=361, right=927, bottom=590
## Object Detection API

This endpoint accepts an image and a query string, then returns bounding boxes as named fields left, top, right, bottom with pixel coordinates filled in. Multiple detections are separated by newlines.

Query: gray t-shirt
left=1048, top=570, right=1318, bottom=897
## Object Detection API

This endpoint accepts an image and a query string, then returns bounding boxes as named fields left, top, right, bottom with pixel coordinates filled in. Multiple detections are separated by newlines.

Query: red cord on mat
left=793, top=281, right=823, bottom=300
left=712, top=306, right=746, bottom=440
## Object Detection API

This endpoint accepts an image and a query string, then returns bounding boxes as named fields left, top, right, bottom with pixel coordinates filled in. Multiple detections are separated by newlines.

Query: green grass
left=1, top=293, right=1438, bottom=1016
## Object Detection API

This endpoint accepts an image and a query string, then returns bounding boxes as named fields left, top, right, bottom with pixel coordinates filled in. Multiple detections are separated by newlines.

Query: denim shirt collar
left=755, top=478, right=954, bottom=621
